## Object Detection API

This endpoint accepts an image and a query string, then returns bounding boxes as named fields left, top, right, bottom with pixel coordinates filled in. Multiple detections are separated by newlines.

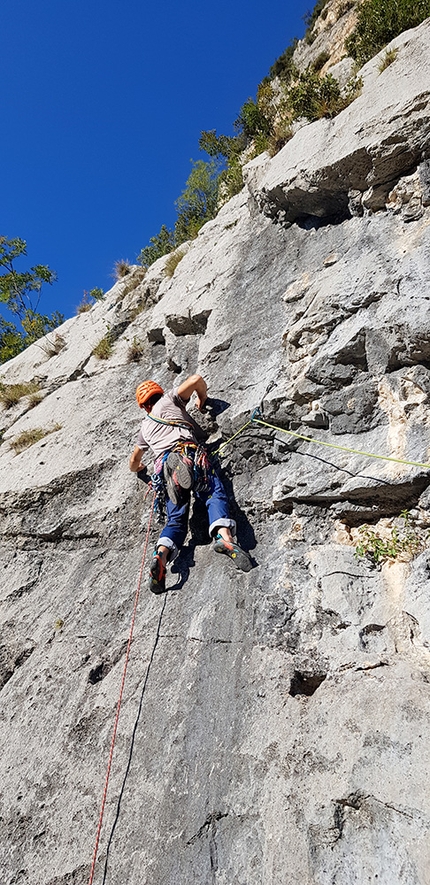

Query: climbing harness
left=88, top=489, right=156, bottom=885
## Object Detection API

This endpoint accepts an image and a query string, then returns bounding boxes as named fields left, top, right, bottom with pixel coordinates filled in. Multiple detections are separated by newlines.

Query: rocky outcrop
left=249, top=23, right=430, bottom=225
left=1, top=18, right=430, bottom=885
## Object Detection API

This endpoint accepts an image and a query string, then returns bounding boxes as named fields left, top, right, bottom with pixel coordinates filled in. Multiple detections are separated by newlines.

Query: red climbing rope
left=88, top=489, right=156, bottom=885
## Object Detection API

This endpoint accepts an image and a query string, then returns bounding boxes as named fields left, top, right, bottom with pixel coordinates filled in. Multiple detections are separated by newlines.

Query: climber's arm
left=129, top=446, right=146, bottom=473
left=177, top=374, right=208, bottom=411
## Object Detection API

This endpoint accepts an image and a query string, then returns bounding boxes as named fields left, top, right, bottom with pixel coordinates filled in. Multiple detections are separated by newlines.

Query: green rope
left=213, top=420, right=253, bottom=455
left=213, top=414, right=430, bottom=471
left=252, top=417, right=430, bottom=471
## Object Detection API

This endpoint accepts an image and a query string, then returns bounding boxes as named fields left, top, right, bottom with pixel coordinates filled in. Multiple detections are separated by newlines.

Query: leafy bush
left=89, top=287, right=104, bottom=301
left=11, top=424, right=61, bottom=454
left=219, top=156, right=244, bottom=201
left=355, top=510, right=429, bottom=564
left=235, top=98, right=272, bottom=139
left=346, top=0, right=430, bottom=66
left=0, top=381, right=40, bottom=409
left=198, top=130, right=238, bottom=160
left=288, top=69, right=342, bottom=121
left=313, top=50, right=330, bottom=72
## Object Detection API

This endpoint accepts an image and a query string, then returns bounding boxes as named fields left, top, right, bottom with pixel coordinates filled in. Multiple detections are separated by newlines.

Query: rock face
left=2, top=19, right=430, bottom=885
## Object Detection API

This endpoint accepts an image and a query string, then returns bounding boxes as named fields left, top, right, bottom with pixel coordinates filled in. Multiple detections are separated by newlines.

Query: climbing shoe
left=164, top=451, right=193, bottom=505
left=212, top=534, right=252, bottom=572
left=149, top=552, right=166, bottom=594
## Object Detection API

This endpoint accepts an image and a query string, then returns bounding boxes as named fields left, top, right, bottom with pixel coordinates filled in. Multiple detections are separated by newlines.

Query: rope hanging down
left=88, top=490, right=156, bottom=885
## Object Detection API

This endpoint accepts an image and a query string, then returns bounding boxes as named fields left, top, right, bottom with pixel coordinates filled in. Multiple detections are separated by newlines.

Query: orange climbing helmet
left=136, top=380, right=164, bottom=409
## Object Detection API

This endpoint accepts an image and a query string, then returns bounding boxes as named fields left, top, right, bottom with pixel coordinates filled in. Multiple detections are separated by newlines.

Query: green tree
left=234, top=99, right=272, bottom=140
left=174, top=159, right=221, bottom=245
left=198, top=130, right=239, bottom=160
left=138, top=224, right=175, bottom=267
left=0, top=236, right=63, bottom=364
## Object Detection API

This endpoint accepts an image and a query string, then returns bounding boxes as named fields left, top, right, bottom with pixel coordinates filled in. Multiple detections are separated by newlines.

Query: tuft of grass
left=11, top=424, right=62, bottom=454
left=28, top=392, right=44, bottom=409
left=0, top=381, right=41, bottom=409
left=92, top=333, right=113, bottom=360
left=77, top=294, right=93, bottom=314
left=41, top=332, right=67, bottom=358
left=77, top=288, right=104, bottom=315
left=114, top=259, right=132, bottom=279
left=127, top=336, right=144, bottom=362
left=378, top=46, right=398, bottom=72
left=164, top=250, right=185, bottom=278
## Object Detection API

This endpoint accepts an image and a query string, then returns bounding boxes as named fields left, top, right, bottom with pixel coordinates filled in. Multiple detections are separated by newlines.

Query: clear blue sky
left=2, top=0, right=311, bottom=319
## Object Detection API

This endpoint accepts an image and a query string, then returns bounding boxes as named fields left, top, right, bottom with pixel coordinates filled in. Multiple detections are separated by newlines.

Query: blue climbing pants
left=158, top=469, right=236, bottom=560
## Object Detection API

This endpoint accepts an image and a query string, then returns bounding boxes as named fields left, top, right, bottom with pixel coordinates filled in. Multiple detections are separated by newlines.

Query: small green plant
left=378, top=46, right=399, bottom=71
left=164, top=250, right=185, bottom=278
left=235, top=98, right=272, bottom=140
left=355, top=510, right=429, bottom=564
left=54, top=618, right=64, bottom=631
left=92, top=333, right=113, bottom=360
left=89, top=287, right=104, bottom=301
left=0, top=381, right=41, bottom=409
left=113, top=260, right=131, bottom=280
left=11, top=424, right=61, bottom=454
left=220, top=156, right=244, bottom=200
left=127, top=336, right=144, bottom=363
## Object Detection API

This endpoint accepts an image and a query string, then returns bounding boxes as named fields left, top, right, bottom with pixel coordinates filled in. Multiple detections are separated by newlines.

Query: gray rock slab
left=2, top=16, right=430, bottom=885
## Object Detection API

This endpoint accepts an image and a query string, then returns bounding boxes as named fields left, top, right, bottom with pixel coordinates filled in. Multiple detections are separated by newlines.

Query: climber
left=129, top=374, right=252, bottom=592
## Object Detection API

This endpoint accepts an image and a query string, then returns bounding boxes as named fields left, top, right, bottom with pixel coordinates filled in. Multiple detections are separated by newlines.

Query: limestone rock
left=1, top=16, right=430, bottom=885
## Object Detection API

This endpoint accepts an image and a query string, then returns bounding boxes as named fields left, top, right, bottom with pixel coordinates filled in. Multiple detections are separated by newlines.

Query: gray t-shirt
left=135, top=388, right=205, bottom=459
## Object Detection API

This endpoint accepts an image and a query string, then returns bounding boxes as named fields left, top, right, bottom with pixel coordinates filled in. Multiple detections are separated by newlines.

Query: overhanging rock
left=245, top=21, right=430, bottom=225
